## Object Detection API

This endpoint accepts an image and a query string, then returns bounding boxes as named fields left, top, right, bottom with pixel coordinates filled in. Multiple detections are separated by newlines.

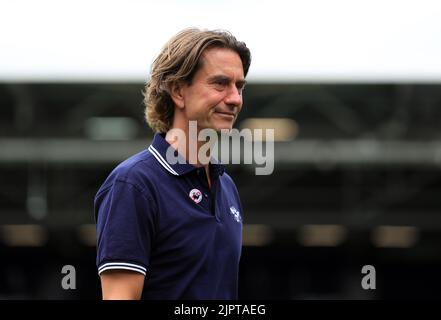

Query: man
left=95, top=28, right=251, bottom=300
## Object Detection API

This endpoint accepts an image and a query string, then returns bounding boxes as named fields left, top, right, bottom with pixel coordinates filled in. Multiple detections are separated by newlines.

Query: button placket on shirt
left=195, top=168, right=220, bottom=219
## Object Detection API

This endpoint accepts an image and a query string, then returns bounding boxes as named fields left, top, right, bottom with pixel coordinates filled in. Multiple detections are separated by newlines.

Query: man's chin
left=214, top=119, right=236, bottom=132
left=213, top=125, right=233, bottom=133
left=197, top=120, right=235, bottom=132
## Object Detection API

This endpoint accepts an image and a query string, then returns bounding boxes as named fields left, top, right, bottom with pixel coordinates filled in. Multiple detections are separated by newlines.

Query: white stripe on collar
left=148, top=145, right=179, bottom=176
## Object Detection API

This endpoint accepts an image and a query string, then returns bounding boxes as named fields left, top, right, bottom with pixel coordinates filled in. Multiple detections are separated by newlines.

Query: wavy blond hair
left=143, top=28, right=251, bottom=133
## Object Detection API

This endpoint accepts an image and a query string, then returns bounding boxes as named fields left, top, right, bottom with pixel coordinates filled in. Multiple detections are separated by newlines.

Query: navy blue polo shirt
left=95, top=133, right=244, bottom=299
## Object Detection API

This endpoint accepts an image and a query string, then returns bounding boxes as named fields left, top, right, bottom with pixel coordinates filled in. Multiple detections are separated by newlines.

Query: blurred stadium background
left=1, top=0, right=441, bottom=299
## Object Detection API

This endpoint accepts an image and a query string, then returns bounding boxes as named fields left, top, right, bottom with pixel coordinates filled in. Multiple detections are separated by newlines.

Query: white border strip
left=98, top=262, right=147, bottom=276
left=148, top=145, right=179, bottom=176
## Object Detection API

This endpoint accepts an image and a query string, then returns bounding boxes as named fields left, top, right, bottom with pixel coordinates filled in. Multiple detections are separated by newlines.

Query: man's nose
left=224, top=86, right=242, bottom=107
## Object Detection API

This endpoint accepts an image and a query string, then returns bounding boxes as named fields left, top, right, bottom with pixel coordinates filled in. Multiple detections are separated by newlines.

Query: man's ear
left=170, top=82, right=185, bottom=109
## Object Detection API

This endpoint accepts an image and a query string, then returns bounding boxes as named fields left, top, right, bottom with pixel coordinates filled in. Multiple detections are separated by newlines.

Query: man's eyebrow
left=207, top=75, right=247, bottom=86
left=236, top=79, right=247, bottom=87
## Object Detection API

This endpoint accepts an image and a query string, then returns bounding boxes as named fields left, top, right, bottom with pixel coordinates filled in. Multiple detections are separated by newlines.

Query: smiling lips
left=215, top=110, right=235, bottom=119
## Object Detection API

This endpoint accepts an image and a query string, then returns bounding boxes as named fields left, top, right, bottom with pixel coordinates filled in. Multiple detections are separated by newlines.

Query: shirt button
left=204, top=193, right=208, bottom=198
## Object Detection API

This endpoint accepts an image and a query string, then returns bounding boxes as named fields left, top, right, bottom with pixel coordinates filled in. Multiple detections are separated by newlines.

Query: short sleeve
left=95, top=179, right=157, bottom=276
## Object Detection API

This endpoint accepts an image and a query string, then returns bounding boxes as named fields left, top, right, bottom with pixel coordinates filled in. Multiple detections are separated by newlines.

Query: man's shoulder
left=220, top=171, right=235, bottom=185
left=113, top=149, right=155, bottom=178
left=97, top=149, right=159, bottom=194
left=219, top=171, right=240, bottom=193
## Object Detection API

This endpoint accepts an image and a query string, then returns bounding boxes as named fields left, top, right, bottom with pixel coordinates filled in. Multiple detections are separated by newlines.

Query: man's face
left=179, top=47, right=246, bottom=132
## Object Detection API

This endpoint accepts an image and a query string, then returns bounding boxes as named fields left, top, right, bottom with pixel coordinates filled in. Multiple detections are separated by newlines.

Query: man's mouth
left=214, top=110, right=235, bottom=119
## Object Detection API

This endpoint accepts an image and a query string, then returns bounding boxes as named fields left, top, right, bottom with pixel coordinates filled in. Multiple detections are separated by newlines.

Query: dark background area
left=1, top=82, right=441, bottom=299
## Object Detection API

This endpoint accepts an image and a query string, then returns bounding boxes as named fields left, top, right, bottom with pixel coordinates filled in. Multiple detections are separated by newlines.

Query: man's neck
left=165, top=125, right=213, bottom=188
left=165, top=128, right=210, bottom=165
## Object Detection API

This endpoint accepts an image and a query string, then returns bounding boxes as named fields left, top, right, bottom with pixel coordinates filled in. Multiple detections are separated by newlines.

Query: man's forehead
left=199, top=48, right=244, bottom=76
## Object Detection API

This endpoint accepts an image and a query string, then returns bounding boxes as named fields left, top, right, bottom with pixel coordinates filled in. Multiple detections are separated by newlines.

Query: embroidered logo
left=229, top=206, right=242, bottom=223
left=189, top=188, right=203, bottom=204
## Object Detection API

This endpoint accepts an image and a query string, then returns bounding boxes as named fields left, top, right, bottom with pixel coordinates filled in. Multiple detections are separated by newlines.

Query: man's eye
left=213, top=82, right=226, bottom=90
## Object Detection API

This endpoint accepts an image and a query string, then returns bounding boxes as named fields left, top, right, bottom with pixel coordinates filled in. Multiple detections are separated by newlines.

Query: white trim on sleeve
left=98, top=262, right=147, bottom=276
